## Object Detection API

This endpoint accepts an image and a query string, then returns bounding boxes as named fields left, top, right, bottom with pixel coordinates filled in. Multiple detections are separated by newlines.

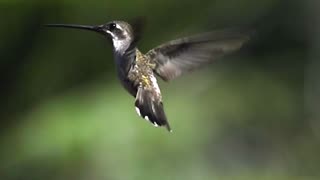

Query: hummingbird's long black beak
left=44, top=24, right=103, bottom=33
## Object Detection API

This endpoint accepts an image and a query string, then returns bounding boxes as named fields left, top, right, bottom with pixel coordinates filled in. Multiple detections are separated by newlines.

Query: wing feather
left=146, top=29, right=252, bottom=81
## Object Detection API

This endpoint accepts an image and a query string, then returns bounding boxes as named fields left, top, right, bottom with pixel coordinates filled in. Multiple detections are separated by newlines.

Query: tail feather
left=135, top=87, right=171, bottom=132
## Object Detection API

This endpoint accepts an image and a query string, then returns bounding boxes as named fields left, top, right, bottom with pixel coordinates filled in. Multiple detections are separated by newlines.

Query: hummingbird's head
left=97, top=21, right=134, bottom=53
left=45, top=21, right=134, bottom=53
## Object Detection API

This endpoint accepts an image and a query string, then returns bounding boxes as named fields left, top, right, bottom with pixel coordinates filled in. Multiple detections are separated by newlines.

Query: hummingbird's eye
left=109, top=23, right=116, bottom=31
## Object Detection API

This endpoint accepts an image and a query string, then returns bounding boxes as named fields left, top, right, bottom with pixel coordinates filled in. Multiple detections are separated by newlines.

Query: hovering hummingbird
left=45, top=20, right=251, bottom=132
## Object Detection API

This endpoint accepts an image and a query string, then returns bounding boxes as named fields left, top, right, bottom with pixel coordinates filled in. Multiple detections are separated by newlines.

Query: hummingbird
left=45, top=20, right=251, bottom=132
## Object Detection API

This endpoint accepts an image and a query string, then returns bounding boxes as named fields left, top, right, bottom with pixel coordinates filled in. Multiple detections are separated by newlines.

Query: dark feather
left=135, top=87, right=171, bottom=132
left=146, top=29, right=252, bottom=81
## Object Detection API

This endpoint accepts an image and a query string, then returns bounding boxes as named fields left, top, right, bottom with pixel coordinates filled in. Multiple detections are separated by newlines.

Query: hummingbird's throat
left=113, top=39, right=129, bottom=53
left=111, top=32, right=132, bottom=53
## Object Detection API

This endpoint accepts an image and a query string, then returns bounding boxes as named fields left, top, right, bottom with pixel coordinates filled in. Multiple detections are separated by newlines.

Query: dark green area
left=0, top=0, right=319, bottom=179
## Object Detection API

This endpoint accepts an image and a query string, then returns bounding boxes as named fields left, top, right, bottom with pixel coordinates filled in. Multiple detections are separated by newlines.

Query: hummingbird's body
left=116, top=47, right=168, bottom=130
left=46, top=20, right=251, bottom=132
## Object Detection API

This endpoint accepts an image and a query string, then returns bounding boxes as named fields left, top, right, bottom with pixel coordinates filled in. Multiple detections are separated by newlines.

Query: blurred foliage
left=0, top=0, right=319, bottom=179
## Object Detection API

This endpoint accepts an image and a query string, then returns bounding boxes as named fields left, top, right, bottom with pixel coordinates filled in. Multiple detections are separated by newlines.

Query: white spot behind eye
left=115, top=24, right=123, bottom=31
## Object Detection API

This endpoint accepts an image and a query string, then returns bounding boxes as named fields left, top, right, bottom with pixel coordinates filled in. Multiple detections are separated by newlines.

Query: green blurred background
left=0, top=0, right=319, bottom=179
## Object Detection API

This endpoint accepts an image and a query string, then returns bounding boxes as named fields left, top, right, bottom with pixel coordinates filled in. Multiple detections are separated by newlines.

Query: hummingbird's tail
left=134, top=87, right=172, bottom=132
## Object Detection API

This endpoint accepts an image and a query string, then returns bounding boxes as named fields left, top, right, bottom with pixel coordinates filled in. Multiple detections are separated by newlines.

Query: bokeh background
left=1, top=0, right=319, bottom=179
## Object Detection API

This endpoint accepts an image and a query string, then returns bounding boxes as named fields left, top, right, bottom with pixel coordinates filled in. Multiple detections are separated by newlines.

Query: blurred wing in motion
left=146, top=29, right=252, bottom=81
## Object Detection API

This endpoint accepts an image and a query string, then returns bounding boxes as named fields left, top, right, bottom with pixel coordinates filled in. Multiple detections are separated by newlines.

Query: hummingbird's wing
left=128, top=17, right=146, bottom=48
left=145, top=29, right=252, bottom=81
